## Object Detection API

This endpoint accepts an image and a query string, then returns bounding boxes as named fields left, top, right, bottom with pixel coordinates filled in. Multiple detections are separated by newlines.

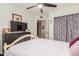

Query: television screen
left=10, top=21, right=27, bottom=32
left=17, top=25, right=22, bottom=31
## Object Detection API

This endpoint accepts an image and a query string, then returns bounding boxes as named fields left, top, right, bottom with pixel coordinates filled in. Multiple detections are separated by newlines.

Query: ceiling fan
left=27, top=3, right=57, bottom=13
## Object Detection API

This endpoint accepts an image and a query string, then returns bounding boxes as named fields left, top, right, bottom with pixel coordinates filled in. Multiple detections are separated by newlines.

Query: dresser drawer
left=3, top=31, right=31, bottom=45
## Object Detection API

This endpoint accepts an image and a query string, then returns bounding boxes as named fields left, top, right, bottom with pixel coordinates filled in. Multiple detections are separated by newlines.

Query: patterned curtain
left=54, top=17, right=60, bottom=41
left=54, top=16, right=67, bottom=42
left=54, top=13, right=79, bottom=42
left=66, top=14, right=73, bottom=42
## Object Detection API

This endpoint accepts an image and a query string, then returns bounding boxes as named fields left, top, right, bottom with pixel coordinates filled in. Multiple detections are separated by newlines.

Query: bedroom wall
left=0, top=3, right=49, bottom=39
left=49, top=4, right=79, bottom=40
left=0, top=3, right=35, bottom=35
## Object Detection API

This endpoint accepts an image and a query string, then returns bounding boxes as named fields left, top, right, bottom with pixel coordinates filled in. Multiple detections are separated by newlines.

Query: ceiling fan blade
left=43, top=3, right=57, bottom=7
left=40, top=8, right=43, bottom=13
left=27, top=5, right=37, bottom=9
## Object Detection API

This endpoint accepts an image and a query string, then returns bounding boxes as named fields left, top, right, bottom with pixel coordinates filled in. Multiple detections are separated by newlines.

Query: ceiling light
left=38, top=4, right=43, bottom=8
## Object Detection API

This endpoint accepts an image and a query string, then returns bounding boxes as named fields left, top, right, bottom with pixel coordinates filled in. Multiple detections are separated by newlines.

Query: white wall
left=0, top=4, right=25, bottom=28
left=0, top=3, right=49, bottom=38
left=49, top=4, right=79, bottom=40
left=0, top=4, right=36, bottom=36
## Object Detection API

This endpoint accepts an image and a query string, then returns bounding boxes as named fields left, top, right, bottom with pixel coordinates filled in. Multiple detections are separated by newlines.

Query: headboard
left=4, top=34, right=38, bottom=50
left=2, top=31, right=31, bottom=51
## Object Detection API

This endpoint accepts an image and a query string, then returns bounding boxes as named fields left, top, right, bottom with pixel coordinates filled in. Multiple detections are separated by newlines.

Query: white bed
left=4, top=38, right=69, bottom=56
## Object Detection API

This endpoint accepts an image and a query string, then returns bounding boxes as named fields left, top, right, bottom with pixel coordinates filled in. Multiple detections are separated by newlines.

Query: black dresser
left=2, top=31, right=31, bottom=45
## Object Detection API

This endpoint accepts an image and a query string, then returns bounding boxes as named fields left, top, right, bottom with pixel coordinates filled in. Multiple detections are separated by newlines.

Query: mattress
left=4, top=38, right=70, bottom=56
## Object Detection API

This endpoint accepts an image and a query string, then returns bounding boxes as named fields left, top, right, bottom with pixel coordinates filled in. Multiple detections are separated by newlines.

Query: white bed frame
left=4, top=34, right=38, bottom=51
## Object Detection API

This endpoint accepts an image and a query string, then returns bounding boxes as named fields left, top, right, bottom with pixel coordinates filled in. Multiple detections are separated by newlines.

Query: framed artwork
left=12, top=13, right=22, bottom=22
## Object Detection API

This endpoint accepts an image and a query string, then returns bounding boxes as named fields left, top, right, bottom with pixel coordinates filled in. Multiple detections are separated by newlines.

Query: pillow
left=70, top=40, right=79, bottom=56
left=69, top=36, right=79, bottom=48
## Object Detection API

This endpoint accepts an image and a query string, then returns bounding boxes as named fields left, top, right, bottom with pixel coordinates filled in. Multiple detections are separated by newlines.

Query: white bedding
left=4, top=38, right=70, bottom=56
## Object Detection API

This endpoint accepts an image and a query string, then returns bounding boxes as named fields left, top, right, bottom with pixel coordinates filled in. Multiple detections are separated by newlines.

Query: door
left=37, top=20, right=46, bottom=38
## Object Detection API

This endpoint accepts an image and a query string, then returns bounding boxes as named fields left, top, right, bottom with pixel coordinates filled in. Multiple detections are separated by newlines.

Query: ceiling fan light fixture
left=38, top=4, right=43, bottom=8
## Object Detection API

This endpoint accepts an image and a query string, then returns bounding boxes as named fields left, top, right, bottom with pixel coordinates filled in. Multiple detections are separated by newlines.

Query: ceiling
left=11, top=3, right=79, bottom=15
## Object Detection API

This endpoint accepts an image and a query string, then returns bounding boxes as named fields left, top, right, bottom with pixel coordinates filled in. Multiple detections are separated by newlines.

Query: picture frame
left=12, top=13, right=22, bottom=22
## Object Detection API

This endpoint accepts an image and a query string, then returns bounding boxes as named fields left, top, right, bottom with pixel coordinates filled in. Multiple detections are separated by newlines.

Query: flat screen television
left=10, top=21, right=27, bottom=32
